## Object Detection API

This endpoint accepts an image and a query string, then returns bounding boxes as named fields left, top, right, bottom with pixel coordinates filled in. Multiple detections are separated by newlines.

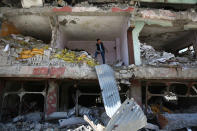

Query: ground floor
left=0, top=68, right=197, bottom=130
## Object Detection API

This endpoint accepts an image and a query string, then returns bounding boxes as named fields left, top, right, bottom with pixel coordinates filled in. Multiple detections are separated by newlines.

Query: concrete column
left=49, top=16, right=68, bottom=49
left=132, top=21, right=145, bottom=65
left=115, top=38, right=121, bottom=61
left=49, top=16, right=59, bottom=48
left=130, top=80, right=142, bottom=106
left=46, top=81, right=58, bottom=116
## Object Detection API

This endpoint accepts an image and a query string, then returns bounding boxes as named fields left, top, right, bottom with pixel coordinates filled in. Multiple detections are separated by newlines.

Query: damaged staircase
left=95, top=64, right=147, bottom=131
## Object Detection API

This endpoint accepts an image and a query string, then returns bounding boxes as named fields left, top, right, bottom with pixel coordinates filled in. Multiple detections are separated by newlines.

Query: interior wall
left=120, top=18, right=130, bottom=66
left=66, top=41, right=117, bottom=64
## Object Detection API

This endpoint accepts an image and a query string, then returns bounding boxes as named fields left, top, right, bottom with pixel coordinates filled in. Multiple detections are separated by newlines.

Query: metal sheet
left=95, top=64, right=121, bottom=118
left=106, top=98, right=147, bottom=131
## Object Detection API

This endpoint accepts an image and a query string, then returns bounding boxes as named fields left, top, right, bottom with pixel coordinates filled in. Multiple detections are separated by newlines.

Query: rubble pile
left=53, top=49, right=98, bottom=67
left=141, top=43, right=197, bottom=67
left=114, top=64, right=135, bottom=85
left=0, top=120, right=92, bottom=131
left=144, top=102, right=197, bottom=130
left=0, top=34, right=98, bottom=67
left=73, top=1, right=129, bottom=10
left=0, top=105, right=109, bottom=130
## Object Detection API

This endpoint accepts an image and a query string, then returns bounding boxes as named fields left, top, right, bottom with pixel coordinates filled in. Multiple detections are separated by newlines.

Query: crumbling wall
left=140, top=43, right=197, bottom=67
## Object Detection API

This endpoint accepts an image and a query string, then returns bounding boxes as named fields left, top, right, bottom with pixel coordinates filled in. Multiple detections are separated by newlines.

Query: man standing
left=95, top=38, right=106, bottom=64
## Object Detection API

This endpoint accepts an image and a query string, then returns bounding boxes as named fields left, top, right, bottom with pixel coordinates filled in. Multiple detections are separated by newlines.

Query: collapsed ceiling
left=59, top=15, right=129, bottom=41
left=139, top=24, right=195, bottom=53
left=6, top=13, right=130, bottom=42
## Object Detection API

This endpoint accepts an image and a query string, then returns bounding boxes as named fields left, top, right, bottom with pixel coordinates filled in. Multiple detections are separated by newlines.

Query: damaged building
left=0, top=0, right=197, bottom=130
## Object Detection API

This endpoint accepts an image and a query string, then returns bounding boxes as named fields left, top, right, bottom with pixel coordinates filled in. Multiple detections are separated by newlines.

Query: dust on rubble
left=0, top=34, right=98, bottom=67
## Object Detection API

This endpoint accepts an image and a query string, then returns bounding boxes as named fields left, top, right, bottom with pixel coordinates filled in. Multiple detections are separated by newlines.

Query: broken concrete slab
left=46, top=112, right=68, bottom=120
left=25, top=112, right=42, bottom=122
left=13, top=112, right=42, bottom=123
left=84, top=115, right=104, bottom=131
left=144, top=123, right=160, bottom=131
left=59, top=117, right=87, bottom=128
left=13, top=115, right=24, bottom=123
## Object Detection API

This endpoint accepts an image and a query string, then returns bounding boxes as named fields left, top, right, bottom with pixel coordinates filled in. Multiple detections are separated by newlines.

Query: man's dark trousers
left=95, top=51, right=105, bottom=64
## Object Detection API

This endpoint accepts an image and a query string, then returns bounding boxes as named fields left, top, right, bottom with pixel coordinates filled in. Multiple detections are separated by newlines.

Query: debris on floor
left=46, top=112, right=68, bottom=120
left=144, top=123, right=160, bottom=131
left=0, top=95, right=146, bottom=131
left=59, top=117, right=87, bottom=128
left=144, top=100, right=197, bottom=131
left=158, top=113, right=197, bottom=130
left=151, top=104, right=172, bottom=114
left=141, top=43, right=197, bottom=67
left=53, top=49, right=98, bottom=67
left=1, top=105, right=99, bottom=130
left=0, top=34, right=98, bottom=67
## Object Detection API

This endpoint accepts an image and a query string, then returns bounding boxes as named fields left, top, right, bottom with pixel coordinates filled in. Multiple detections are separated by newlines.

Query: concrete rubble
left=0, top=100, right=146, bottom=131
left=0, top=34, right=98, bottom=67
left=158, top=113, right=197, bottom=131
left=141, top=43, right=197, bottom=67
left=0, top=105, right=101, bottom=130
left=1, top=4, right=197, bottom=131
left=143, top=103, right=197, bottom=131
left=0, top=34, right=134, bottom=85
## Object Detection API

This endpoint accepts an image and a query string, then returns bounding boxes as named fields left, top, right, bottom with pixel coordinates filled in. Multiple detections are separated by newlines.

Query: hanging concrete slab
left=95, top=64, right=121, bottom=118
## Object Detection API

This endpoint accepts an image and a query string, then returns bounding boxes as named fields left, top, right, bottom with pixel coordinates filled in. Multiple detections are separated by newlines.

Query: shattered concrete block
left=46, top=112, right=68, bottom=120
left=119, top=73, right=132, bottom=79
left=119, top=70, right=128, bottom=74
left=144, top=123, right=159, bottom=131
left=78, top=106, right=93, bottom=116
left=71, top=125, right=92, bottom=131
left=128, top=64, right=135, bottom=69
left=35, top=123, right=42, bottom=131
left=25, top=112, right=42, bottom=122
left=100, top=112, right=110, bottom=126
left=120, top=79, right=131, bottom=85
left=59, top=117, right=87, bottom=128
left=13, top=115, right=25, bottom=123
